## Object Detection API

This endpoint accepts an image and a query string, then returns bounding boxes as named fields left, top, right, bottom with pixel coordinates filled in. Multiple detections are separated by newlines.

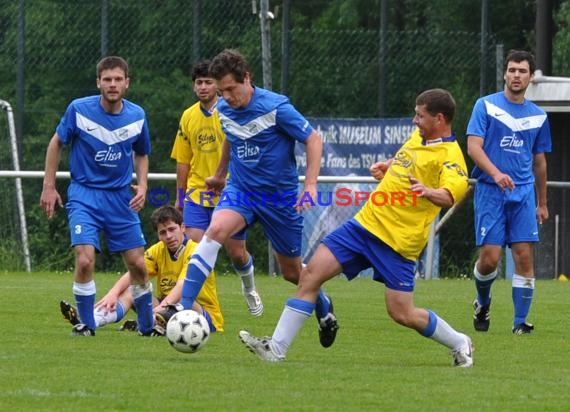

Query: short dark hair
left=504, top=49, right=536, bottom=74
left=150, top=205, right=183, bottom=231
left=415, top=88, right=456, bottom=123
left=191, top=60, right=212, bottom=82
left=96, top=56, right=129, bottom=78
left=209, top=49, right=249, bottom=83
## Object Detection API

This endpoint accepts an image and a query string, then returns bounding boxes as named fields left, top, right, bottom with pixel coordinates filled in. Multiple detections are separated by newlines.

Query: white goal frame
left=0, top=99, right=31, bottom=272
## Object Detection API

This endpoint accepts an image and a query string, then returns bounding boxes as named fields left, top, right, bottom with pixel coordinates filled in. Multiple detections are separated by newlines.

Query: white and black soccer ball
left=166, top=309, right=210, bottom=353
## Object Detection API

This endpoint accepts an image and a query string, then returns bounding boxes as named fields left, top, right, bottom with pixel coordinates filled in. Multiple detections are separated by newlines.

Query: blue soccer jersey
left=56, top=95, right=151, bottom=189
left=217, top=87, right=313, bottom=193
left=466, top=92, right=551, bottom=185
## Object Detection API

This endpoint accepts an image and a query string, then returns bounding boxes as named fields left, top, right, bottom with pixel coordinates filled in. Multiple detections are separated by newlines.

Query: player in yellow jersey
left=60, top=205, right=223, bottom=333
left=170, top=60, right=263, bottom=316
left=240, top=89, right=474, bottom=367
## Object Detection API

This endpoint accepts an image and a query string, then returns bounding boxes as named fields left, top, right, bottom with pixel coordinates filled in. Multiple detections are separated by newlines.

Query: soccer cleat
left=242, top=286, right=264, bottom=317
left=139, top=324, right=166, bottom=337
left=512, top=322, right=534, bottom=335
left=119, top=319, right=138, bottom=331
left=71, top=323, right=95, bottom=336
left=239, top=330, right=284, bottom=362
left=60, top=300, right=80, bottom=326
left=155, top=303, right=183, bottom=329
left=472, top=299, right=491, bottom=332
left=318, top=296, right=339, bottom=348
left=452, top=334, right=474, bottom=368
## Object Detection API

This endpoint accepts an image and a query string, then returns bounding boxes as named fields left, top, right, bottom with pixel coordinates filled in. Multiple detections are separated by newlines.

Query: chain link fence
left=0, top=0, right=503, bottom=275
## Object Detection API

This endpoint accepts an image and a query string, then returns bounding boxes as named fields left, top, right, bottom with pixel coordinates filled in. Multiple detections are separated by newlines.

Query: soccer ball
left=166, top=309, right=210, bottom=353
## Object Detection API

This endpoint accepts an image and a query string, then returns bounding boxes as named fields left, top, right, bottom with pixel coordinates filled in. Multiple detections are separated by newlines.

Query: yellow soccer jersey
left=144, top=238, right=224, bottom=331
left=170, top=102, right=225, bottom=207
left=355, top=128, right=468, bottom=261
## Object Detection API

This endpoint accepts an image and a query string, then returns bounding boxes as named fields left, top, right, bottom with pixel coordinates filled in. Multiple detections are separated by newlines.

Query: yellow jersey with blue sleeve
left=170, top=101, right=225, bottom=206
left=354, top=128, right=468, bottom=261
left=144, top=237, right=224, bottom=331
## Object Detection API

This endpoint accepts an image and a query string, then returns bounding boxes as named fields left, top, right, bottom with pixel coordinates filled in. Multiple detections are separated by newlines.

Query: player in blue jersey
left=466, top=50, right=552, bottom=335
left=171, top=60, right=263, bottom=317
left=40, top=56, right=159, bottom=337
left=179, top=49, right=338, bottom=347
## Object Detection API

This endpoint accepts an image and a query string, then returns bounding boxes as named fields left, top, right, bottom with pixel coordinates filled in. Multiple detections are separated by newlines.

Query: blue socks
left=512, top=274, right=534, bottom=326
left=181, top=236, right=222, bottom=309
left=314, top=289, right=331, bottom=319
left=181, top=268, right=208, bottom=309
left=73, top=280, right=96, bottom=331
left=474, top=266, right=497, bottom=306
left=131, top=283, right=154, bottom=334
left=420, top=309, right=437, bottom=337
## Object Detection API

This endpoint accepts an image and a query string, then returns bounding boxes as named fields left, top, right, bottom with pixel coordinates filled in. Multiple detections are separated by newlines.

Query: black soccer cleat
left=473, top=299, right=491, bottom=332
left=71, top=323, right=95, bottom=336
left=318, top=295, right=339, bottom=348
left=155, top=303, right=183, bottom=329
left=60, top=300, right=80, bottom=326
left=512, top=322, right=534, bottom=335
left=119, top=319, right=138, bottom=331
left=139, top=324, right=166, bottom=337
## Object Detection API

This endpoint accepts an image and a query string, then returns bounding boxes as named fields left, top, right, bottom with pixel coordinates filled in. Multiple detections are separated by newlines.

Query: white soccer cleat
left=452, top=334, right=474, bottom=368
left=239, top=330, right=284, bottom=362
left=242, top=287, right=264, bottom=317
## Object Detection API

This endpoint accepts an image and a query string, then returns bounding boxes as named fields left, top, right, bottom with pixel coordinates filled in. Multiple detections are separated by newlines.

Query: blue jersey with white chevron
left=217, top=86, right=313, bottom=192
left=56, top=95, right=151, bottom=189
left=466, top=91, right=551, bottom=185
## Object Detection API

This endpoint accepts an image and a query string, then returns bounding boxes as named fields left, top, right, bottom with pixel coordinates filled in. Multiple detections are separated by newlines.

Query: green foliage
left=0, top=240, right=24, bottom=272
left=25, top=183, right=75, bottom=272
left=554, top=0, right=570, bottom=74
left=2, top=272, right=570, bottom=410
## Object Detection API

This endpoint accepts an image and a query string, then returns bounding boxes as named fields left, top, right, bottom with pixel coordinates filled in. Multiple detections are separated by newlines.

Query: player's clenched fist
left=369, top=159, right=393, bottom=180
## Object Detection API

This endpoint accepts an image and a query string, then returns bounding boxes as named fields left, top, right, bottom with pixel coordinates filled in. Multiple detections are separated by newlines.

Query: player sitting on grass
left=60, top=205, right=223, bottom=334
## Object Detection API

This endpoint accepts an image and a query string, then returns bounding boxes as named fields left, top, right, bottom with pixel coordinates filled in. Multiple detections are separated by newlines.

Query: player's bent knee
left=282, top=270, right=300, bottom=284
left=386, top=303, right=415, bottom=327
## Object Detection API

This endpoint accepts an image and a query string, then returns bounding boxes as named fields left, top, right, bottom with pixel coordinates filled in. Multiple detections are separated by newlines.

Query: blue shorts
left=474, top=182, right=539, bottom=246
left=183, top=201, right=246, bottom=240
left=66, top=183, right=146, bottom=253
left=214, top=184, right=303, bottom=257
left=322, top=219, right=415, bottom=292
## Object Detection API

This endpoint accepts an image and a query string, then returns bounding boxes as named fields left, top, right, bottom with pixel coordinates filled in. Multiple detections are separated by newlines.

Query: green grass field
left=1, top=272, right=569, bottom=411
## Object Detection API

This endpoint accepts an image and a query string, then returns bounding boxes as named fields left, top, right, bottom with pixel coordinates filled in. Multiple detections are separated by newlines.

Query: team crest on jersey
left=118, top=128, right=129, bottom=139
left=247, top=122, right=260, bottom=135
